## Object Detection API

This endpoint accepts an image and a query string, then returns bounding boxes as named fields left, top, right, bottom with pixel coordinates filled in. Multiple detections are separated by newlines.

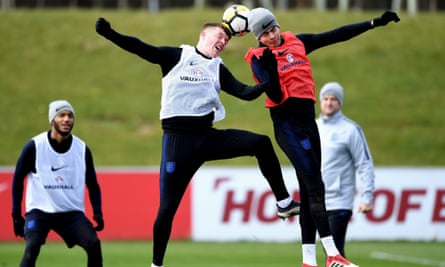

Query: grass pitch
left=1, top=9, right=445, bottom=166
left=1, top=240, right=444, bottom=267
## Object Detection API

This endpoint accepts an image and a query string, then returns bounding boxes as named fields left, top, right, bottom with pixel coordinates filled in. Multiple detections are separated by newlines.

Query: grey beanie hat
left=48, top=100, right=75, bottom=123
left=320, top=82, right=344, bottom=106
left=248, top=7, right=280, bottom=40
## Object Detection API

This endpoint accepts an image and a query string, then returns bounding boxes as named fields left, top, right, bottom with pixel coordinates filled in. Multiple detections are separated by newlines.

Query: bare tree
left=338, top=0, right=348, bottom=11
left=242, top=0, right=253, bottom=9
left=259, top=0, right=273, bottom=10
left=1, top=0, right=15, bottom=9
left=393, top=0, right=419, bottom=15
left=193, top=0, right=205, bottom=8
left=392, top=0, right=402, bottom=12
left=407, top=0, right=418, bottom=15
left=118, top=0, right=128, bottom=9
left=148, top=0, right=159, bottom=12
left=69, top=0, right=78, bottom=8
left=277, top=0, right=287, bottom=10
left=430, top=0, right=437, bottom=12
left=36, top=0, right=44, bottom=8
left=314, top=0, right=326, bottom=11
left=295, top=0, right=306, bottom=8
left=92, top=0, right=104, bottom=8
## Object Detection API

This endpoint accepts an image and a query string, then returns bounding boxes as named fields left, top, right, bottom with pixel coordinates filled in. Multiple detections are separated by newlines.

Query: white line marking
left=371, top=251, right=445, bottom=267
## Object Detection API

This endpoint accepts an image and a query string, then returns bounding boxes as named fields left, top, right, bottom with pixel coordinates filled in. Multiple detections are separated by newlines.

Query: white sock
left=151, top=263, right=163, bottom=267
left=277, top=196, right=292, bottom=208
left=320, top=235, right=340, bottom=256
left=302, top=243, right=318, bottom=266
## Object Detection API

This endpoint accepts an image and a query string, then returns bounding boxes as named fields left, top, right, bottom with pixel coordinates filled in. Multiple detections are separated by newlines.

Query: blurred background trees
left=1, top=0, right=442, bottom=13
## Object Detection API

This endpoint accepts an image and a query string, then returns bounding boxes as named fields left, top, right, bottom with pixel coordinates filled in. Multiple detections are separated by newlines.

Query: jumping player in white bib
left=96, top=18, right=300, bottom=267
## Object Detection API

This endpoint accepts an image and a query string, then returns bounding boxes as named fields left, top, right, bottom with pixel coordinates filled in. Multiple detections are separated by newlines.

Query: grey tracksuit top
left=316, top=111, right=375, bottom=211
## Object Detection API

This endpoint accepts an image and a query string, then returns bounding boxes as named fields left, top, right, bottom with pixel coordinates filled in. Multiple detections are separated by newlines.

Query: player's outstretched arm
left=96, top=17, right=112, bottom=37
left=95, top=17, right=164, bottom=63
left=299, top=10, right=400, bottom=54
left=371, top=11, right=400, bottom=28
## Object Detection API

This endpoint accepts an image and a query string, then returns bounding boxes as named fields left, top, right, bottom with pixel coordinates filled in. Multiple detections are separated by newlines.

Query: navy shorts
left=25, top=209, right=98, bottom=248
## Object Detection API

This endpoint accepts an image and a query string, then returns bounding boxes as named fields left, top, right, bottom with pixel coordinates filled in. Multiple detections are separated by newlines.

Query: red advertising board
left=2, top=167, right=445, bottom=242
left=0, top=169, right=191, bottom=241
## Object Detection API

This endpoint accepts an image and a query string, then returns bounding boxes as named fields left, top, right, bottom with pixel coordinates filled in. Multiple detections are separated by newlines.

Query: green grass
left=1, top=9, right=445, bottom=166
left=1, top=240, right=444, bottom=267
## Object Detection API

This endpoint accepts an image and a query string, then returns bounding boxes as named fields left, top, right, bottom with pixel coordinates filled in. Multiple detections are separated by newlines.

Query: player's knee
left=305, top=178, right=326, bottom=198
left=84, top=236, right=101, bottom=254
left=89, top=237, right=101, bottom=251
left=253, top=134, right=274, bottom=151
left=258, top=133, right=272, bottom=144
left=24, top=231, right=45, bottom=252
left=22, top=235, right=44, bottom=263
left=308, top=190, right=327, bottom=215
left=76, top=225, right=101, bottom=253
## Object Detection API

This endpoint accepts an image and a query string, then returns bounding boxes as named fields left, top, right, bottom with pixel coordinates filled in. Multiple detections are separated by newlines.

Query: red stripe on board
left=0, top=170, right=191, bottom=241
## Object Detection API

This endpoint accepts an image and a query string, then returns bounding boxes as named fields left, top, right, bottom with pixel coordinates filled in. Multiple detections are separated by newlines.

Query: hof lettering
left=219, top=187, right=445, bottom=223
left=433, top=190, right=445, bottom=222
left=222, top=189, right=299, bottom=223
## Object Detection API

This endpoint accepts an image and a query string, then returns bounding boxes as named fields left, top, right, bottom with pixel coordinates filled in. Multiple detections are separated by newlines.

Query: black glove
left=93, top=213, right=104, bottom=231
left=258, top=48, right=282, bottom=103
left=259, top=48, right=278, bottom=71
left=373, top=11, right=400, bottom=27
left=96, top=17, right=112, bottom=37
left=12, top=213, right=25, bottom=238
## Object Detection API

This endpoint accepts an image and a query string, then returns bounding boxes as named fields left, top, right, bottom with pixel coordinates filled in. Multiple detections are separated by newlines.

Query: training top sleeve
left=297, top=21, right=373, bottom=54
left=219, top=64, right=265, bottom=101
left=349, top=125, right=375, bottom=205
left=102, top=29, right=181, bottom=76
left=12, top=140, right=36, bottom=215
left=249, top=56, right=283, bottom=103
left=85, top=146, right=102, bottom=215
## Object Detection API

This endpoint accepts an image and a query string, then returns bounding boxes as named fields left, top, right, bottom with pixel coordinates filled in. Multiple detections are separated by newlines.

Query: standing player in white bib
left=12, top=100, right=104, bottom=267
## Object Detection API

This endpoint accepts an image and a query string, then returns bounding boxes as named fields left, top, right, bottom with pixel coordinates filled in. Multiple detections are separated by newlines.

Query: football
left=222, top=4, right=250, bottom=37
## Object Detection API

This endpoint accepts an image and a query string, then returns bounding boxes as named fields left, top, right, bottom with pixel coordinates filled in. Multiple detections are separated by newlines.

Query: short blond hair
left=202, top=22, right=232, bottom=40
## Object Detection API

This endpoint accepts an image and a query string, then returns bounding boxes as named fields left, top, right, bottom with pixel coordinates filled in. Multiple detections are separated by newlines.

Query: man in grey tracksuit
left=316, top=82, right=375, bottom=257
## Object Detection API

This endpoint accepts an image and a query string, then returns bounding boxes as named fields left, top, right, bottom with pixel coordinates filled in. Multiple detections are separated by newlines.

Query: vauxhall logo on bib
left=279, top=53, right=307, bottom=72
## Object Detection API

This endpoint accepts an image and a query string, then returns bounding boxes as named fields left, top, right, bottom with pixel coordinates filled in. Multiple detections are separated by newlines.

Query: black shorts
left=25, top=209, right=98, bottom=248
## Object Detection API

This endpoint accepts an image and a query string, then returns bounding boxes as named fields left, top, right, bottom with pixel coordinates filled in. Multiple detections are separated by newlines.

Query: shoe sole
left=327, top=262, right=359, bottom=267
left=277, top=207, right=300, bottom=218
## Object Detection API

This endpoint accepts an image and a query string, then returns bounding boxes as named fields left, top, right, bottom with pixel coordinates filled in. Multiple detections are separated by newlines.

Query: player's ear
left=199, top=29, right=207, bottom=39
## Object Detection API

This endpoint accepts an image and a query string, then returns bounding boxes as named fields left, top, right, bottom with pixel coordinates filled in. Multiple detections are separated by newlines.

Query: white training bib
left=26, top=132, right=87, bottom=213
left=160, top=45, right=226, bottom=122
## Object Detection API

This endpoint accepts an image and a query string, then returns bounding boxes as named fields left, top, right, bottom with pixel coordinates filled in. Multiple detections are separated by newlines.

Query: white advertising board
left=191, top=167, right=445, bottom=242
